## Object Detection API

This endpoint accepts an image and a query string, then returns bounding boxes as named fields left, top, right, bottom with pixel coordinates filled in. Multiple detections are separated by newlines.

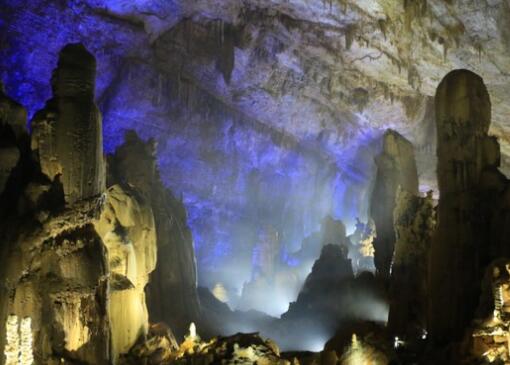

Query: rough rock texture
left=109, top=131, right=200, bottom=339
left=31, top=44, right=105, bottom=204
left=0, top=46, right=158, bottom=364
left=370, top=129, right=418, bottom=279
left=0, top=186, right=157, bottom=365
left=463, top=259, right=510, bottom=364
left=387, top=188, right=436, bottom=339
left=428, top=69, right=495, bottom=343
left=120, top=322, right=179, bottom=365
left=6, top=0, right=510, bottom=289
left=173, top=332, right=289, bottom=365
left=294, top=216, right=350, bottom=264
left=0, top=199, right=111, bottom=364
left=295, top=244, right=354, bottom=302
left=282, top=244, right=387, bottom=339
left=94, top=184, right=157, bottom=362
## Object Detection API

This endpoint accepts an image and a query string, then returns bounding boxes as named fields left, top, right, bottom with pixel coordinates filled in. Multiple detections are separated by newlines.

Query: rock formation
left=348, top=218, right=375, bottom=273
left=95, top=184, right=157, bottom=362
left=370, top=129, right=419, bottom=279
left=0, top=46, right=158, bottom=364
left=428, top=69, right=495, bottom=343
left=388, top=188, right=436, bottom=339
left=109, top=131, right=200, bottom=339
left=295, top=215, right=350, bottom=264
left=468, top=259, right=510, bottom=364
left=0, top=186, right=157, bottom=364
left=31, top=43, right=105, bottom=204
left=124, top=323, right=289, bottom=365
left=0, top=83, right=27, bottom=196
left=284, top=244, right=358, bottom=323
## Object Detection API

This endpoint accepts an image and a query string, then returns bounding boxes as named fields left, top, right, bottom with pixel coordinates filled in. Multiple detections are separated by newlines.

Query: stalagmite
left=428, top=69, right=493, bottom=343
left=109, top=131, right=200, bottom=339
left=31, top=43, right=105, bottom=204
left=94, top=184, right=157, bottom=362
left=370, top=129, right=418, bottom=280
left=388, top=188, right=435, bottom=339
left=0, top=45, right=157, bottom=365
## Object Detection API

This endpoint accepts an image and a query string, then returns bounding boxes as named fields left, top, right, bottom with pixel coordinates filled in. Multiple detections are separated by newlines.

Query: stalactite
left=403, top=0, right=427, bottom=30
left=476, top=43, right=483, bottom=63
left=345, top=25, right=356, bottom=50
left=378, top=19, right=387, bottom=40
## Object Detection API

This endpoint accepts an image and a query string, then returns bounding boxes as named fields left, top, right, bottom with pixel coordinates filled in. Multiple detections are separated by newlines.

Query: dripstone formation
left=31, top=44, right=105, bottom=204
left=0, top=44, right=196, bottom=364
left=109, top=131, right=200, bottom=339
left=428, top=69, right=496, bottom=343
left=388, top=188, right=436, bottom=339
left=370, top=129, right=419, bottom=279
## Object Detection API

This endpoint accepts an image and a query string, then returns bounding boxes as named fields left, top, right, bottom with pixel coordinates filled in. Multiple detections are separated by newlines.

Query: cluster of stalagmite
left=5, top=39, right=510, bottom=364
left=0, top=44, right=151, bottom=365
left=0, top=44, right=198, bottom=365
left=370, top=129, right=419, bottom=279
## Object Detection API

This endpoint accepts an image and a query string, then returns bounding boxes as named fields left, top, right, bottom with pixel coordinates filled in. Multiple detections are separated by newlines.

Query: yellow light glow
left=212, top=283, right=229, bottom=303
left=4, top=315, right=34, bottom=365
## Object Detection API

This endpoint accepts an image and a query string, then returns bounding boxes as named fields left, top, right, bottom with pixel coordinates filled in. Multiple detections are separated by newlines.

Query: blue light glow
left=0, top=1, right=382, bottom=292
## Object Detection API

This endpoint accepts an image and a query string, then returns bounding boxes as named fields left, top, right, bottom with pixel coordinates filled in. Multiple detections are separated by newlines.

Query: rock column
left=110, top=131, right=200, bottom=339
left=388, top=188, right=435, bottom=338
left=31, top=43, right=105, bottom=204
left=370, top=129, right=418, bottom=280
left=428, top=69, right=493, bottom=342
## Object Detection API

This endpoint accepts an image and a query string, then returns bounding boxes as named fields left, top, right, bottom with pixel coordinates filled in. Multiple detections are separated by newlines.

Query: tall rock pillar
left=388, top=188, right=435, bottom=338
left=428, top=69, right=493, bottom=343
left=31, top=43, right=105, bottom=204
left=370, top=129, right=419, bottom=280
left=109, top=131, right=200, bottom=339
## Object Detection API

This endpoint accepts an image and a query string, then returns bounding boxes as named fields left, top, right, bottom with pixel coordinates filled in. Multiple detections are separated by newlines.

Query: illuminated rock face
left=1, top=204, right=111, bottom=364
left=0, top=186, right=157, bottom=364
left=31, top=44, right=105, bottom=204
left=109, top=131, right=200, bottom=339
left=0, top=47, right=159, bottom=364
left=370, top=129, right=418, bottom=279
left=429, top=69, right=494, bottom=343
left=467, top=259, right=510, bottom=363
left=94, top=184, right=157, bottom=362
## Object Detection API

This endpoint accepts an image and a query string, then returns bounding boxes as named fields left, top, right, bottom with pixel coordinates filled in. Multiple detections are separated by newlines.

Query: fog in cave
left=2, top=1, right=510, bottom=364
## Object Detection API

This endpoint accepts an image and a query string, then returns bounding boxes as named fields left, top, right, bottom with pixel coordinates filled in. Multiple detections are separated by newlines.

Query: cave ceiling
left=2, top=0, right=510, bottom=286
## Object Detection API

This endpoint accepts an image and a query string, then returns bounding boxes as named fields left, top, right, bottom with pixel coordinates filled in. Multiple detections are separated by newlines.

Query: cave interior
left=2, top=0, right=510, bottom=364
